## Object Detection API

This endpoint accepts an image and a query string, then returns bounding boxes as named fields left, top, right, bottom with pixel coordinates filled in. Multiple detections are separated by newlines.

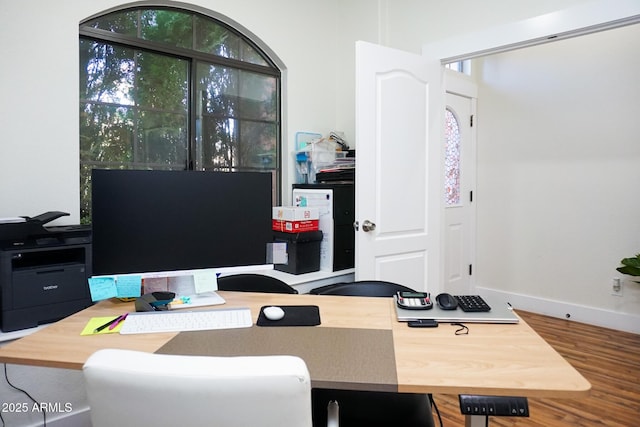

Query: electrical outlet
left=611, top=277, right=623, bottom=297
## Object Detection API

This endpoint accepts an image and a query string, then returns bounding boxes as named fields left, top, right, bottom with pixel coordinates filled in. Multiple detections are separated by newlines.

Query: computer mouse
left=263, top=306, right=285, bottom=321
left=436, top=293, right=458, bottom=310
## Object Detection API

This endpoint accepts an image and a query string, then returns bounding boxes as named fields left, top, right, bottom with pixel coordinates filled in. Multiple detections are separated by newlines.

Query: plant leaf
left=617, top=265, right=640, bottom=276
left=621, top=257, right=640, bottom=268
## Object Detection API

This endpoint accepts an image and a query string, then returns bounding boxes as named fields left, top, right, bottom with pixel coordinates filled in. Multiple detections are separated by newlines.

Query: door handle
left=361, top=220, right=376, bottom=232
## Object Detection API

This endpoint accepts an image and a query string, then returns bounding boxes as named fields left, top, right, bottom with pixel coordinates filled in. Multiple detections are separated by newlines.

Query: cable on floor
left=2, top=363, right=47, bottom=427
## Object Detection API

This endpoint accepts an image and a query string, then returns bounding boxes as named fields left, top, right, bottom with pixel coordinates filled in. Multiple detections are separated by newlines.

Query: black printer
left=0, top=212, right=92, bottom=332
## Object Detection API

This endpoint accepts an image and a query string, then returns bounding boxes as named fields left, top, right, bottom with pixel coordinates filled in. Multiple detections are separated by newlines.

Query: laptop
left=394, top=295, right=519, bottom=324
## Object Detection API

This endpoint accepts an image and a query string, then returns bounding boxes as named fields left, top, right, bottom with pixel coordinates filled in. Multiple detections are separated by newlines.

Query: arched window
left=79, top=6, right=281, bottom=223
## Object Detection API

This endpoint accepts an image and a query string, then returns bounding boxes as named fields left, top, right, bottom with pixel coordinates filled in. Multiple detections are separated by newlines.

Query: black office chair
left=309, top=280, right=417, bottom=296
left=310, top=280, right=436, bottom=427
left=217, top=273, right=299, bottom=294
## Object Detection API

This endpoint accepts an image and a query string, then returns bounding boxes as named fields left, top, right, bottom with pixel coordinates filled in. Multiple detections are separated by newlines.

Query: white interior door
left=443, top=92, right=476, bottom=295
left=354, top=41, right=443, bottom=293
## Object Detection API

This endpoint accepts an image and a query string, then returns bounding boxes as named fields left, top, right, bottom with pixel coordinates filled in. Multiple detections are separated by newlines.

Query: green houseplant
left=616, top=254, right=640, bottom=283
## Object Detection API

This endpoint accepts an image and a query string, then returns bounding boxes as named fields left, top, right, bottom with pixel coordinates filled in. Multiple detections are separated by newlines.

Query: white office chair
left=83, top=349, right=317, bottom=427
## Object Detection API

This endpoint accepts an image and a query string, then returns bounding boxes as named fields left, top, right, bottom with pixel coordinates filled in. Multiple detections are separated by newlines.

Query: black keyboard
left=454, top=295, right=491, bottom=312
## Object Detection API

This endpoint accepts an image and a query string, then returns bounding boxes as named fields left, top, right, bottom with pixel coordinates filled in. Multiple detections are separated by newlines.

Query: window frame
left=79, top=5, right=282, bottom=222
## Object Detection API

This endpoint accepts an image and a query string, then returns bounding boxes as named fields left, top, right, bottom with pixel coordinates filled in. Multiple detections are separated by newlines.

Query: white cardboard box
left=272, top=206, right=319, bottom=221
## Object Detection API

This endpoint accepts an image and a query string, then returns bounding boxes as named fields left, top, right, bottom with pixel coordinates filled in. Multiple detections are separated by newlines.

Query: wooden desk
left=0, top=291, right=590, bottom=400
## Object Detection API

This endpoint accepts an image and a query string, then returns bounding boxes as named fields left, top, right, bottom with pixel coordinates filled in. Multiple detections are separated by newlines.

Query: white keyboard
left=119, top=307, right=253, bottom=334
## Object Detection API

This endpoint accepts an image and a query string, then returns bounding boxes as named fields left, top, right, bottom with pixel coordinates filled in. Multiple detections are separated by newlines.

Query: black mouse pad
left=257, top=305, right=320, bottom=326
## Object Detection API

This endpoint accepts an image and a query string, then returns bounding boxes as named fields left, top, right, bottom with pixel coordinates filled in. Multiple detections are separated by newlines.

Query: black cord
left=451, top=322, right=469, bottom=335
left=3, top=363, right=47, bottom=426
left=429, top=394, right=443, bottom=427
left=486, top=414, right=490, bottom=427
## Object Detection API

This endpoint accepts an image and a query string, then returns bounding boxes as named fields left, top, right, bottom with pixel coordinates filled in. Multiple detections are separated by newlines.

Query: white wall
left=0, top=0, right=378, bottom=220
left=382, top=0, right=589, bottom=54
left=473, top=24, right=640, bottom=331
left=0, top=0, right=597, bottom=222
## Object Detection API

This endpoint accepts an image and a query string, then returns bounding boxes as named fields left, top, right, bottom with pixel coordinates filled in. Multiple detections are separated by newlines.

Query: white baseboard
left=13, top=407, right=91, bottom=427
left=477, top=287, right=640, bottom=335
left=45, top=408, right=92, bottom=427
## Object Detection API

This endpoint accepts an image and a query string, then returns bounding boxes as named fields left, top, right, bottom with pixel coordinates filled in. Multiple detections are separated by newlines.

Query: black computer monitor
left=91, top=169, right=272, bottom=276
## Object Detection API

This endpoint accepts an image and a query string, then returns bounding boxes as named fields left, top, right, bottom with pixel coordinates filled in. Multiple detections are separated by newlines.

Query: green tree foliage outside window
left=79, top=8, right=280, bottom=223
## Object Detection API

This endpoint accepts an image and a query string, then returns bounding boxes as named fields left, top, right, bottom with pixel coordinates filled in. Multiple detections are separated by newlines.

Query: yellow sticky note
left=81, top=317, right=125, bottom=336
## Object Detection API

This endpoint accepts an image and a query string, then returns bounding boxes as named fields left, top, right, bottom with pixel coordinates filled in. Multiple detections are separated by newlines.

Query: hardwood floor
left=430, top=311, right=640, bottom=427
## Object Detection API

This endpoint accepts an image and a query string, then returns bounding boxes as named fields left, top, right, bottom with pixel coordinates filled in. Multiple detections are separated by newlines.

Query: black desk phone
left=396, top=291, right=433, bottom=310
